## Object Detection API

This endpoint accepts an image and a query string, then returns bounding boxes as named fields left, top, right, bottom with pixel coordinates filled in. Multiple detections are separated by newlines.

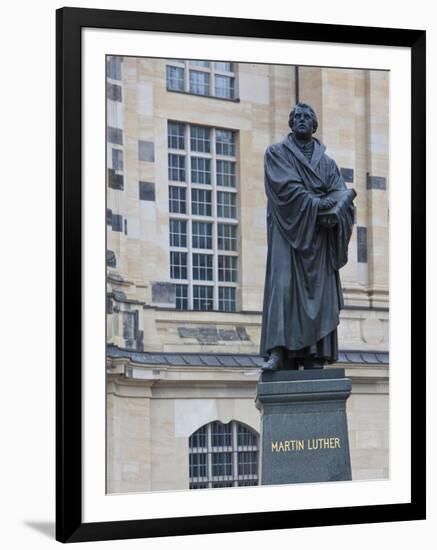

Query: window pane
left=166, top=65, right=184, bottom=91
left=192, top=221, right=212, bottom=249
left=169, top=186, right=186, bottom=214
left=215, top=75, right=235, bottom=99
left=106, top=56, right=122, bottom=80
left=212, top=452, right=232, bottom=477
left=112, top=149, right=123, bottom=170
left=168, top=153, right=186, bottom=181
left=189, top=425, right=208, bottom=448
left=216, top=129, right=236, bottom=156
left=216, top=160, right=236, bottom=187
left=168, top=122, right=185, bottom=150
left=237, top=451, right=258, bottom=476
left=218, top=256, right=238, bottom=282
left=215, top=62, right=233, bottom=72
left=217, top=191, right=237, bottom=219
left=218, top=223, right=237, bottom=251
left=211, top=421, right=232, bottom=447
left=169, top=219, right=187, bottom=247
left=218, top=287, right=236, bottom=312
left=175, top=284, right=188, bottom=310
left=192, top=253, right=213, bottom=281
left=191, top=189, right=212, bottom=216
left=191, top=157, right=211, bottom=185
left=189, top=453, right=208, bottom=478
left=190, top=125, right=211, bottom=153
left=189, top=70, right=210, bottom=95
left=193, top=285, right=213, bottom=311
left=170, top=251, right=187, bottom=279
left=237, top=424, right=258, bottom=447
left=190, top=60, right=210, bottom=68
left=107, top=126, right=123, bottom=145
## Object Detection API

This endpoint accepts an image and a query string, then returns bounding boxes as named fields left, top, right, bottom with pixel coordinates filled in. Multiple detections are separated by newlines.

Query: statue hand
left=319, top=196, right=336, bottom=211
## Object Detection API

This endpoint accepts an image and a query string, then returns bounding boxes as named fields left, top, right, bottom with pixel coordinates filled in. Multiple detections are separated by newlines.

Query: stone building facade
left=106, top=56, right=390, bottom=494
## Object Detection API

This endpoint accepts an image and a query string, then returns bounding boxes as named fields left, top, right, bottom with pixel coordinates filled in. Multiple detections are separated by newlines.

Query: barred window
left=192, top=253, right=213, bottom=281
left=169, top=219, right=187, bottom=248
left=191, top=157, right=211, bottom=185
left=217, top=191, right=237, bottom=219
left=216, top=160, right=236, bottom=187
left=193, top=285, right=213, bottom=311
left=218, top=224, right=237, bottom=251
left=190, top=125, right=211, bottom=153
left=192, top=221, right=212, bottom=249
left=170, top=251, right=187, bottom=280
left=216, top=129, right=236, bottom=156
left=218, top=287, right=236, bottom=312
left=212, top=452, right=232, bottom=476
left=237, top=451, right=258, bottom=476
left=237, top=424, right=258, bottom=447
left=189, top=453, right=208, bottom=479
left=211, top=421, right=232, bottom=447
left=166, top=65, right=184, bottom=91
left=169, top=186, right=186, bottom=214
left=218, top=255, right=238, bottom=282
left=191, top=189, right=212, bottom=216
left=189, top=70, right=210, bottom=96
left=168, top=122, right=186, bottom=150
left=175, top=284, right=188, bottom=310
left=189, top=421, right=259, bottom=489
left=168, top=154, right=186, bottom=182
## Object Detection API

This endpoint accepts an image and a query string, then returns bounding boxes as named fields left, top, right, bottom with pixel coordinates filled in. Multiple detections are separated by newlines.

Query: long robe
left=259, top=134, right=355, bottom=362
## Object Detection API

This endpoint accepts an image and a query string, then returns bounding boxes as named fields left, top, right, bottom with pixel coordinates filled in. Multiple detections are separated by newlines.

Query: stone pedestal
left=256, top=369, right=352, bottom=485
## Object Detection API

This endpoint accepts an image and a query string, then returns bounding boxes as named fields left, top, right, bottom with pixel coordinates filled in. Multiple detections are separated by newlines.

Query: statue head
left=288, top=102, right=318, bottom=139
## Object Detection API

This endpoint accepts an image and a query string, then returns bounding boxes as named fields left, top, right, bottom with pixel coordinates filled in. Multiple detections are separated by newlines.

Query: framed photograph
left=56, top=7, right=426, bottom=543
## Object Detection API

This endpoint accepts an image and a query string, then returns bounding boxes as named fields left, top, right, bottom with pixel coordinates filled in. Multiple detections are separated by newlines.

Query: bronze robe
left=260, top=134, right=355, bottom=362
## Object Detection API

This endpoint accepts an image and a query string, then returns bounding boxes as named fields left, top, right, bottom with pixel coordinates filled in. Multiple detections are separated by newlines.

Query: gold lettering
left=298, top=440, right=304, bottom=451
left=271, top=441, right=279, bottom=452
left=284, top=440, right=290, bottom=451
left=278, top=441, right=285, bottom=452
left=335, top=437, right=341, bottom=448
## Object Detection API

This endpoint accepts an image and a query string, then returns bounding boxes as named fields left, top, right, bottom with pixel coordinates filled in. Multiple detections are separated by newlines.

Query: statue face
left=291, top=106, right=314, bottom=140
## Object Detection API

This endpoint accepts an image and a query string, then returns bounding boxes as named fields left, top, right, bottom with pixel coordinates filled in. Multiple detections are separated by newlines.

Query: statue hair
left=288, top=102, right=318, bottom=133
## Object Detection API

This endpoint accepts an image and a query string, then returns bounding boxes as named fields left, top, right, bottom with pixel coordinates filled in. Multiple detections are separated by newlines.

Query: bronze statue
left=260, top=103, right=356, bottom=371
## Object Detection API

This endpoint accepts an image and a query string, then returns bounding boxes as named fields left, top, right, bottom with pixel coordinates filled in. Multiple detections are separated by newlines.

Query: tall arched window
left=188, top=420, right=259, bottom=489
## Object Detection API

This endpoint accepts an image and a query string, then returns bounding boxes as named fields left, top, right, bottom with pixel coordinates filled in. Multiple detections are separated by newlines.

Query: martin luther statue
left=260, top=103, right=356, bottom=371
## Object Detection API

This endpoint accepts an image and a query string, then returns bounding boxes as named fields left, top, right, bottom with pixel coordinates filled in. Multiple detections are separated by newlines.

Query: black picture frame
left=56, top=7, right=426, bottom=543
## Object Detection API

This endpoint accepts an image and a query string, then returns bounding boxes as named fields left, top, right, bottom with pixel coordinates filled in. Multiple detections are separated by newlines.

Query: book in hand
left=317, top=188, right=357, bottom=225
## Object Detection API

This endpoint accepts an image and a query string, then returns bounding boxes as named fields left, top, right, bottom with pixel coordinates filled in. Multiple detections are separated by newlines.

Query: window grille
left=189, top=421, right=259, bottom=489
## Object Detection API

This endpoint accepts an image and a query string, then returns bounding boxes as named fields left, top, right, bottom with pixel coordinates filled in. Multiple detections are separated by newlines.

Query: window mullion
left=211, top=69, right=215, bottom=98
left=232, top=421, right=239, bottom=486
left=186, top=123, right=193, bottom=309
left=207, top=423, right=212, bottom=489
left=211, top=128, right=219, bottom=311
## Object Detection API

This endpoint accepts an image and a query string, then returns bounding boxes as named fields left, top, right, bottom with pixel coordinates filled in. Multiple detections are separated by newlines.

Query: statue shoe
left=262, top=349, right=283, bottom=371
